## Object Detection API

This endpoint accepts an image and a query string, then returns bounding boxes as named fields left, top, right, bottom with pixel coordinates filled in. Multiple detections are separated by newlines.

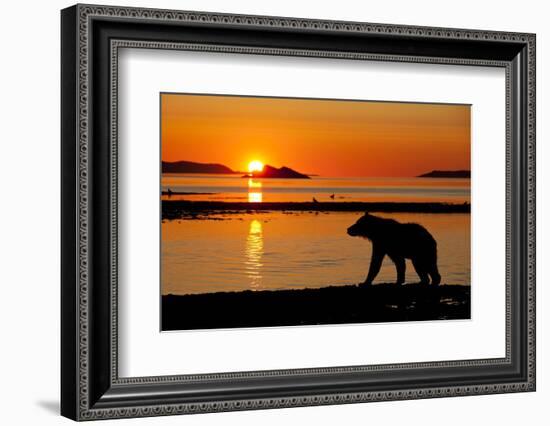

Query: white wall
left=0, top=0, right=546, bottom=424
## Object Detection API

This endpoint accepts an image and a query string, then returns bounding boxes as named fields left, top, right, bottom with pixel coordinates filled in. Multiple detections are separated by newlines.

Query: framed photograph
left=61, top=4, right=536, bottom=421
left=159, top=93, right=472, bottom=331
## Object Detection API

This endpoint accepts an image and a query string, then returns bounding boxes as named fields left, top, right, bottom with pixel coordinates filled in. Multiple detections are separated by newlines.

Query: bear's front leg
left=362, top=247, right=385, bottom=286
left=390, top=255, right=406, bottom=285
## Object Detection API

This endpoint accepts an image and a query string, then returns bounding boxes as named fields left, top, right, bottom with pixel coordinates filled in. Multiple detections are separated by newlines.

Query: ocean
left=161, top=174, right=470, bottom=295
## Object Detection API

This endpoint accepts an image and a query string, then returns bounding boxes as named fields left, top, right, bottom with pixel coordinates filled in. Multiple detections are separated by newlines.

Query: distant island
left=243, top=165, right=310, bottom=179
left=162, top=160, right=237, bottom=174
left=418, top=170, right=470, bottom=178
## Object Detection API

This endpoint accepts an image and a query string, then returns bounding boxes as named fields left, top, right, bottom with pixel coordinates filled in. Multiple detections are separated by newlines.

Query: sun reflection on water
left=245, top=219, right=263, bottom=289
left=247, top=178, right=263, bottom=203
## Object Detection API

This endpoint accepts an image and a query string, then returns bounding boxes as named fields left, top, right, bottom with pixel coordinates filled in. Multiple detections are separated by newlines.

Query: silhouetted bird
left=312, top=197, right=319, bottom=203
left=330, top=193, right=335, bottom=199
left=167, top=188, right=173, bottom=197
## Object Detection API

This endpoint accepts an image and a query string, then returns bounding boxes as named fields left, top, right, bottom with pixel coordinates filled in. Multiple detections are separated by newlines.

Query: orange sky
left=161, top=93, right=470, bottom=177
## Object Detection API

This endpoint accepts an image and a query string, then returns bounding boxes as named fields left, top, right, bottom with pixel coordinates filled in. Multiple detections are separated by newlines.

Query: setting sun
left=248, top=160, right=264, bottom=173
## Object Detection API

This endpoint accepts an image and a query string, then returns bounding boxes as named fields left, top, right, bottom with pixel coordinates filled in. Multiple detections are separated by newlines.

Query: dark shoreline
left=162, top=200, right=470, bottom=220
left=162, top=283, right=470, bottom=331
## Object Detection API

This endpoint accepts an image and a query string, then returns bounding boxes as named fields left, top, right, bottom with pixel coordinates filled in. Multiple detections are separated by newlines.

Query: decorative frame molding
left=61, top=4, right=535, bottom=421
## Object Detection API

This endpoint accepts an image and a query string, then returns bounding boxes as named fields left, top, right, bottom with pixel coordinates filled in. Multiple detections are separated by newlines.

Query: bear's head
left=347, top=212, right=377, bottom=238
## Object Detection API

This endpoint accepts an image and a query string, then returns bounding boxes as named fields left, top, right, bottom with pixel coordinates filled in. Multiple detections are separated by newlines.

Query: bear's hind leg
left=412, top=259, right=430, bottom=285
left=429, top=266, right=441, bottom=286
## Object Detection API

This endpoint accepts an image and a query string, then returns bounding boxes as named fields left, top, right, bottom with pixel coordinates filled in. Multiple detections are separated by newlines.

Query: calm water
left=161, top=174, right=470, bottom=203
left=162, top=212, right=470, bottom=295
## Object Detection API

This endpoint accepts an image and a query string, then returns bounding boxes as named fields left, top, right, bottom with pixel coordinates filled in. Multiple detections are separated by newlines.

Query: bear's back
left=370, top=220, right=435, bottom=254
left=368, top=217, right=402, bottom=242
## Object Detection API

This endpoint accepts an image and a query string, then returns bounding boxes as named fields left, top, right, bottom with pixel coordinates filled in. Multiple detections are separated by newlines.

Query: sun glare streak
left=248, top=192, right=263, bottom=203
left=248, top=179, right=262, bottom=189
left=248, top=179, right=263, bottom=203
left=245, top=220, right=263, bottom=289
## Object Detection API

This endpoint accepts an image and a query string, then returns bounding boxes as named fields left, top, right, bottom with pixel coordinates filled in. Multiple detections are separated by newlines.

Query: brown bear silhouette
left=347, top=213, right=441, bottom=286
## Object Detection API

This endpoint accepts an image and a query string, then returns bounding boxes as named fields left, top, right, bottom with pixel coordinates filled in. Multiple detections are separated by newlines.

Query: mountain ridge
left=162, top=160, right=237, bottom=174
left=243, top=164, right=310, bottom=179
left=418, top=170, right=470, bottom=178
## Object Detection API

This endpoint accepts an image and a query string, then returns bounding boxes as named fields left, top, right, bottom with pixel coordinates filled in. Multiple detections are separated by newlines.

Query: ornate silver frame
left=61, top=4, right=536, bottom=421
